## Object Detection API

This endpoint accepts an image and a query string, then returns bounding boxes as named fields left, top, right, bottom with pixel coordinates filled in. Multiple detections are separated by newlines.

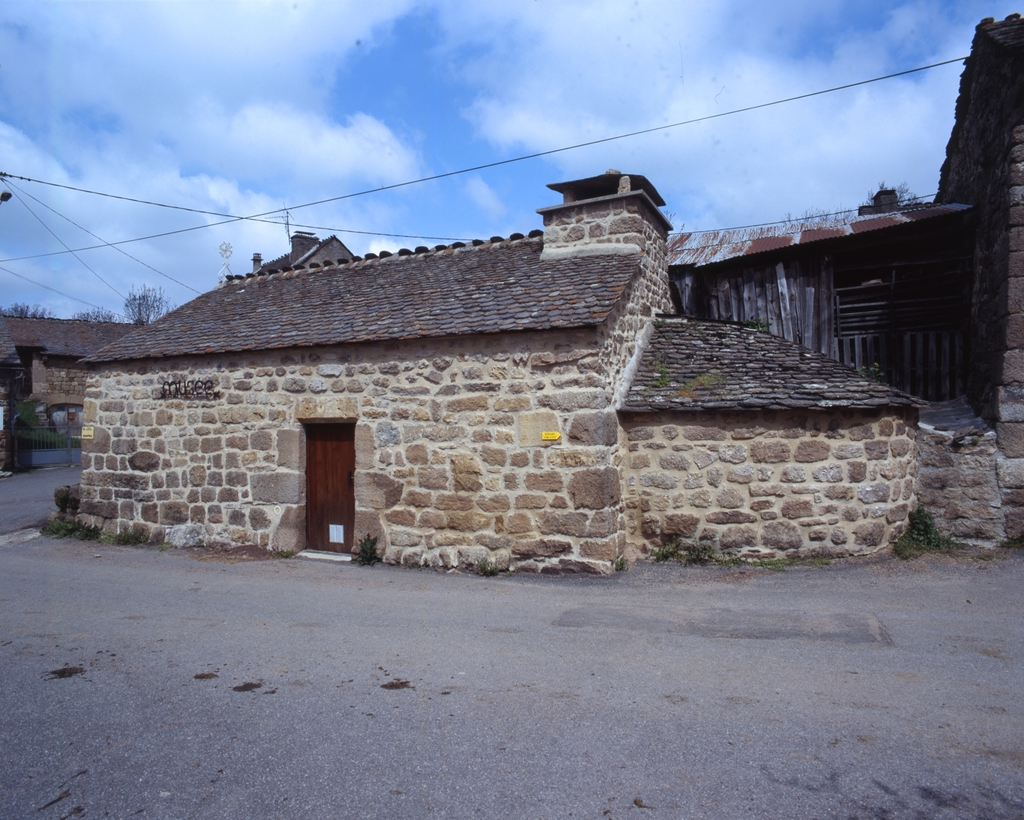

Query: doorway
left=304, top=423, right=355, bottom=552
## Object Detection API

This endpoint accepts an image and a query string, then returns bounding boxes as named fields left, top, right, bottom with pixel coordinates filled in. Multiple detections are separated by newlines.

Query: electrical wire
left=0, top=265, right=109, bottom=311
left=0, top=54, right=968, bottom=263
left=4, top=180, right=201, bottom=294
left=6, top=188, right=124, bottom=299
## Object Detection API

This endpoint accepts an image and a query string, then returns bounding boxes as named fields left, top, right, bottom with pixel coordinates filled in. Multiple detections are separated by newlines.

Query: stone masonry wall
left=37, top=355, right=90, bottom=404
left=917, top=426, right=1002, bottom=544
left=938, top=20, right=1024, bottom=538
left=0, top=375, right=9, bottom=470
left=620, top=408, right=918, bottom=559
left=79, top=262, right=667, bottom=574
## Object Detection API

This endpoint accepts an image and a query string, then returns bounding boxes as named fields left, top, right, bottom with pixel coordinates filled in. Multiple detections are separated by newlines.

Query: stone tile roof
left=6, top=317, right=135, bottom=358
left=668, top=204, right=971, bottom=268
left=622, top=317, right=917, bottom=411
left=87, top=236, right=641, bottom=363
left=982, top=14, right=1024, bottom=50
left=0, top=316, right=19, bottom=366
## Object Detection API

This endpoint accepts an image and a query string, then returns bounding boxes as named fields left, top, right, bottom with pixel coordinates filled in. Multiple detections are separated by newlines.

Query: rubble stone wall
left=917, top=427, right=1002, bottom=543
left=620, top=408, right=918, bottom=558
left=78, top=254, right=668, bottom=573
left=36, top=355, right=90, bottom=404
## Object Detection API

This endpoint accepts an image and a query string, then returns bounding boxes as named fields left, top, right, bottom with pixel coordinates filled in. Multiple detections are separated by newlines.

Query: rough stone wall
left=937, top=24, right=1024, bottom=537
left=0, top=375, right=9, bottom=470
left=917, top=427, right=1002, bottom=544
left=27, top=354, right=89, bottom=406
left=621, top=408, right=918, bottom=558
left=78, top=301, right=663, bottom=572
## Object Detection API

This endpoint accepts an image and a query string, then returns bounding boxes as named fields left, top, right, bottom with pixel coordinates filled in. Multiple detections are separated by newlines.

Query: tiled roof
left=668, top=203, right=971, bottom=268
left=622, top=317, right=917, bottom=412
left=0, top=316, right=19, bottom=366
left=982, top=14, right=1024, bottom=49
left=6, top=317, right=135, bottom=358
left=87, top=235, right=640, bottom=363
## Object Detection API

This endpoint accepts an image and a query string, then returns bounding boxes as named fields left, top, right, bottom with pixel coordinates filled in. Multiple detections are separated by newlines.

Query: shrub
left=354, top=534, right=381, bottom=566
left=892, top=508, right=958, bottom=559
left=112, top=525, right=149, bottom=546
left=613, top=555, right=628, bottom=572
left=53, top=486, right=80, bottom=514
left=42, top=518, right=102, bottom=540
left=653, top=537, right=718, bottom=565
left=475, top=558, right=498, bottom=576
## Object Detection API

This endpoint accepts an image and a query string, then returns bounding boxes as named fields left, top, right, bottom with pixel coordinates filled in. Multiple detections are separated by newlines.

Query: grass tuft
left=42, top=518, right=102, bottom=540
left=892, top=508, right=959, bottom=559
left=111, top=525, right=149, bottom=546
left=354, top=534, right=381, bottom=566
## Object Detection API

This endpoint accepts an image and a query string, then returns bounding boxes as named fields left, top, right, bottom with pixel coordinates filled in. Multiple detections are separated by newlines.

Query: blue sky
left=0, top=0, right=1018, bottom=318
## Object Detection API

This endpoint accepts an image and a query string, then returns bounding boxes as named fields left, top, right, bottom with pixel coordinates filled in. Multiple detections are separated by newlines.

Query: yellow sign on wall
left=541, top=431, right=561, bottom=441
left=81, top=426, right=94, bottom=439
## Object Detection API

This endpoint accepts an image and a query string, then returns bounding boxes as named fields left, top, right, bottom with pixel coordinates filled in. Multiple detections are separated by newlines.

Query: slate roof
left=622, top=317, right=917, bottom=412
left=6, top=317, right=134, bottom=358
left=255, top=234, right=354, bottom=274
left=0, top=316, right=19, bottom=366
left=87, top=235, right=641, bottom=363
left=668, top=203, right=971, bottom=268
left=982, top=14, right=1024, bottom=50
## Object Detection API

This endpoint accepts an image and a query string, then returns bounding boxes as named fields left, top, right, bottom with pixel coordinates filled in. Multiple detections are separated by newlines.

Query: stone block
left=159, top=501, right=190, bottom=525
left=277, top=428, right=304, bottom=470
left=782, top=499, right=813, bottom=519
left=525, top=471, right=564, bottom=492
left=168, top=523, right=204, bottom=548
left=715, top=487, right=745, bottom=509
left=511, top=538, right=572, bottom=558
left=418, top=510, right=447, bottom=529
left=682, top=425, right=727, bottom=442
left=354, top=473, right=404, bottom=509
left=812, top=464, right=843, bottom=483
left=761, top=520, right=802, bottom=550
left=658, top=453, right=691, bottom=471
left=706, top=510, right=757, bottom=524
left=864, top=440, right=889, bottom=460
left=417, top=466, right=449, bottom=490
left=720, top=525, right=758, bottom=549
left=518, top=410, right=561, bottom=447
left=188, top=465, right=207, bottom=486
left=795, top=440, right=830, bottom=463
left=567, top=467, right=620, bottom=509
left=129, top=451, right=161, bottom=472
left=853, top=521, right=885, bottom=547
left=857, top=482, right=890, bottom=503
left=568, top=410, right=619, bottom=446
left=81, top=426, right=111, bottom=454
left=537, top=390, right=606, bottom=412
left=250, top=471, right=303, bottom=504
left=538, top=511, right=590, bottom=536
left=580, top=538, right=618, bottom=561
left=998, top=458, right=1024, bottom=489
left=751, top=441, right=791, bottom=462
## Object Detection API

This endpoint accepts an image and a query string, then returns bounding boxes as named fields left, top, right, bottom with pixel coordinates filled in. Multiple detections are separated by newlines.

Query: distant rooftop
left=668, top=202, right=971, bottom=269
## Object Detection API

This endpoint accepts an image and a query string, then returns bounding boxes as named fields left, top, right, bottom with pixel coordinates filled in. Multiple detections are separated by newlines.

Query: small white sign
left=329, top=524, right=344, bottom=543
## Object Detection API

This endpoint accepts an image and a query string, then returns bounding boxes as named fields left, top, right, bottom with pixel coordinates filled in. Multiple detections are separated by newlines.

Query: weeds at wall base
left=651, top=537, right=832, bottom=570
left=892, top=508, right=960, bottom=559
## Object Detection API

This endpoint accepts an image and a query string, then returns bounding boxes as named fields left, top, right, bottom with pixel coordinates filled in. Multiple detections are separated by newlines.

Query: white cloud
left=464, top=175, right=506, bottom=222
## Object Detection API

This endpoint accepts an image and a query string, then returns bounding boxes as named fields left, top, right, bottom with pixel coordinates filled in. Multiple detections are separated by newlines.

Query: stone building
left=6, top=317, right=133, bottom=426
left=0, top=317, right=20, bottom=470
left=78, top=172, right=918, bottom=571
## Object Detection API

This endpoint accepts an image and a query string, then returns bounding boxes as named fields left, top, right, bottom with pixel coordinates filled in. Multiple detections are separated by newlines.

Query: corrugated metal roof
left=668, top=203, right=971, bottom=268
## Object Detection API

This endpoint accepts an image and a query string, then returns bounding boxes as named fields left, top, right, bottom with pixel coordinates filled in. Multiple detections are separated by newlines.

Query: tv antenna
left=218, top=241, right=233, bottom=282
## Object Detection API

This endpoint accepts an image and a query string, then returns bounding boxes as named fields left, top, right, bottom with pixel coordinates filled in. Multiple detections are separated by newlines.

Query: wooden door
left=304, top=423, right=355, bottom=552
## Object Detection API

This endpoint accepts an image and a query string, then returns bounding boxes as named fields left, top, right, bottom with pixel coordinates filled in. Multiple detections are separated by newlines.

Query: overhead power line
left=0, top=264, right=109, bottom=311
left=0, top=54, right=967, bottom=265
left=4, top=180, right=201, bottom=294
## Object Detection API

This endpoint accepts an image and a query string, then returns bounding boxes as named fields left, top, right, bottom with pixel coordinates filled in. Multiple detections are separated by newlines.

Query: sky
left=0, top=0, right=1018, bottom=319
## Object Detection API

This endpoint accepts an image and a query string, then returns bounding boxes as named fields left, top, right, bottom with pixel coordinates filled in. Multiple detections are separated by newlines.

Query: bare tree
left=72, top=307, right=123, bottom=323
left=1, top=303, right=53, bottom=318
left=123, top=285, right=173, bottom=325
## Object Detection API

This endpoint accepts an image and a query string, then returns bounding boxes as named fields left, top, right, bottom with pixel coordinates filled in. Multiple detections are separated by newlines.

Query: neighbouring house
left=251, top=232, right=355, bottom=275
left=0, top=316, right=21, bottom=470
left=6, top=317, right=134, bottom=427
left=78, top=171, right=918, bottom=570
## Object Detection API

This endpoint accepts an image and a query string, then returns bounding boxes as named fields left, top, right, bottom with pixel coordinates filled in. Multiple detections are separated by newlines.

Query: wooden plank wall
left=676, top=259, right=835, bottom=357
left=836, top=332, right=963, bottom=402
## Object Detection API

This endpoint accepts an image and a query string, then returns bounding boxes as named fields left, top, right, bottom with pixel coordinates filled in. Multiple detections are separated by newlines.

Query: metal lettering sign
left=160, top=379, right=220, bottom=400
left=81, top=426, right=94, bottom=439
left=541, top=431, right=561, bottom=441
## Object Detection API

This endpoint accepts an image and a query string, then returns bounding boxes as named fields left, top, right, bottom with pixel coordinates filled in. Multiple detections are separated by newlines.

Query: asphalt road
left=1, top=535, right=1022, bottom=820
left=0, top=466, right=82, bottom=533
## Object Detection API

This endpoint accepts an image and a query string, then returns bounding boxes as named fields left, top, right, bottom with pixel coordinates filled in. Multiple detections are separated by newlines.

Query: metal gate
left=15, top=425, right=83, bottom=468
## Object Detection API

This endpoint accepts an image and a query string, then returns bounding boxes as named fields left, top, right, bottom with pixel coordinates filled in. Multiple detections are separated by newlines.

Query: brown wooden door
left=304, top=423, right=355, bottom=552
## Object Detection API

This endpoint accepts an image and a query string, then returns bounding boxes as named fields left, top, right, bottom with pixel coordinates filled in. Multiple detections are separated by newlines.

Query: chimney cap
left=547, top=172, right=666, bottom=208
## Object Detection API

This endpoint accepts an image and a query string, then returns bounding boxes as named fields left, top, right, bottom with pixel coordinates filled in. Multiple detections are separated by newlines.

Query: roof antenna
left=284, top=208, right=291, bottom=240
left=218, top=241, right=233, bottom=282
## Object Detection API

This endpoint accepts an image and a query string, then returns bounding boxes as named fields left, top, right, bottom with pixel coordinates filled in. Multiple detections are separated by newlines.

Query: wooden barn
left=668, top=199, right=974, bottom=402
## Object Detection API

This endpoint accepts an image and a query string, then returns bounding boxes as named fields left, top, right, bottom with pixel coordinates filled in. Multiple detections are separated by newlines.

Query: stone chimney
left=537, top=170, right=673, bottom=262
left=290, top=231, right=320, bottom=265
left=538, top=170, right=674, bottom=321
left=251, top=253, right=262, bottom=273
left=858, top=189, right=900, bottom=216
